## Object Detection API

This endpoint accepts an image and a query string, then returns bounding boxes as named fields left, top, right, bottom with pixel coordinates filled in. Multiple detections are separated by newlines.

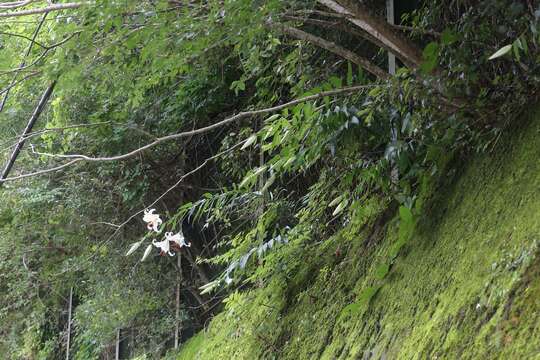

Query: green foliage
left=0, top=0, right=539, bottom=358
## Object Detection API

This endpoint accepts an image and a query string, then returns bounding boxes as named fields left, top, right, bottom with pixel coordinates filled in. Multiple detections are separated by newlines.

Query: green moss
left=176, top=332, right=205, bottom=360
left=178, top=106, right=540, bottom=359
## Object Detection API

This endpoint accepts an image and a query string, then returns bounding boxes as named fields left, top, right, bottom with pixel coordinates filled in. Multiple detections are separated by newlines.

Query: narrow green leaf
left=488, top=44, right=512, bottom=60
left=241, top=134, right=257, bottom=150
left=332, top=199, right=349, bottom=216
left=328, top=196, right=343, bottom=208
left=347, top=61, right=353, bottom=86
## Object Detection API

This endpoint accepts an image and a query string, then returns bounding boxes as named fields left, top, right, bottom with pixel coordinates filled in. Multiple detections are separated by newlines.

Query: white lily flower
left=152, top=238, right=174, bottom=256
left=165, top=231, right=191, bottom=248
left=143, top=209, right=162, bottom=233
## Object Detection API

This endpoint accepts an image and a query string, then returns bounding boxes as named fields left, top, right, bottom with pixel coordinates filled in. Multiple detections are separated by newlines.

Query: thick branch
left=317, top=0, right=423, bottom=68
left=0, top=2, right=83, bottom=17
left=273, top=23, right=389, bottom=79
left=292, top=10, right=440, bottom=37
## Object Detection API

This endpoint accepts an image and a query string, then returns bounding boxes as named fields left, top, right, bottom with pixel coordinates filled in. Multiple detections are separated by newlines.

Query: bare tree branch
left=0, top=120, right=111, bottom=151
left=0, top=2, right=84, bottom=18
left=1, top=159, right=81, bottom=182
left=280, top=16, right=388, bottom=53
left=317, top=0, right=423, bottom=68
left=272, top=22, right=389, bottom=79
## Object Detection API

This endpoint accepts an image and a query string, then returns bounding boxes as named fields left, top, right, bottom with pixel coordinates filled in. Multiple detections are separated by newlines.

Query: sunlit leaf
left=488, top=44, right=512, bottom=60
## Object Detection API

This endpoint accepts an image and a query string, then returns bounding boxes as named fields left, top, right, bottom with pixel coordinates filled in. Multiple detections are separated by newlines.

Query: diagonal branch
left=0, top=81, right=56, bottom=185
left=317, top=0, right=423, bottom=68
left=272, top=23, right=389, bottom=79
left=0, top=70, right=41, bottom=96
left=31, top=85, right=377, bottom=162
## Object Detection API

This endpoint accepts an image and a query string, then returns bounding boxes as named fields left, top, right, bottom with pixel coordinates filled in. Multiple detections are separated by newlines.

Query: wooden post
left=386, top=0, right=396, bottom=75
left=66, top=287, right=73, bottom=360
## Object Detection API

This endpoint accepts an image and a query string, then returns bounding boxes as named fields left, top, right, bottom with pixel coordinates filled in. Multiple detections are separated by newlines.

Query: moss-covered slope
left=177, top=106, right=540, bottom=359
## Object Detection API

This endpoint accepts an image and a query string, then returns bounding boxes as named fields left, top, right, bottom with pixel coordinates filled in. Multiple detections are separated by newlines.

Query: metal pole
left=386, top=0, right=396, bottom=75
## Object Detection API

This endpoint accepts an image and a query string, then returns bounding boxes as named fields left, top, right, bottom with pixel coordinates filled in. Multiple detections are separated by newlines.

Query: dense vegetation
left=0, top=0, right=538, bottom=359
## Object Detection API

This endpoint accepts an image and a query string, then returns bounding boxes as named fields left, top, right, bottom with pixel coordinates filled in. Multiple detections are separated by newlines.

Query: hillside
left=178, top=106, right=540, bottom=359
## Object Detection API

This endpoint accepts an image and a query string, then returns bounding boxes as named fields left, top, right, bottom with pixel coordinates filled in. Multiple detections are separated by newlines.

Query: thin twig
left=0, top=158, right=81, bottom=182
left=0, top=70, right=41, bottom=96
left=0, top=31, right=47, bottom=48
left=0, top=121, right=112, bottom=149
left=0, top=0, right=35, bottom=10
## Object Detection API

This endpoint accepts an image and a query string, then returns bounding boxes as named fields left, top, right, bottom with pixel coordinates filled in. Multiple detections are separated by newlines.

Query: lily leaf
left=126, top=241, right=142, bottom=256
left=141, top=245, right=153, bottom=262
